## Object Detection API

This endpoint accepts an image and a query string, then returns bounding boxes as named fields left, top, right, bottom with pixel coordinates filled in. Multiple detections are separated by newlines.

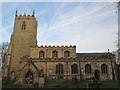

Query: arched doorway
left=94, top=70, right=100, bottom=80
left=25, top=71, right=33, bottom=84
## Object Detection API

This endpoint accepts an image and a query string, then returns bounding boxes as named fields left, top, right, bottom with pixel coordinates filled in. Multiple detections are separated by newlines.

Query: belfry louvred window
left=22, top=21, right=26, bottom=30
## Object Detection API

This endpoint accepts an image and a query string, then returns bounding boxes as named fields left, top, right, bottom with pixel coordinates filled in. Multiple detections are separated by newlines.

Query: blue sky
left=1, top=2, right=118, bottom=53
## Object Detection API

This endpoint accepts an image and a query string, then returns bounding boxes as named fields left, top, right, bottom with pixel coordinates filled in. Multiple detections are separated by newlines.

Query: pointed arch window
left=25, top=71, right=33, bottom=84
left=56, top=64, right=63, bottom=74
left=22, top=21, right=26, bottom=30
left=39, top=51, right=45, bottom=58
left=71, top=64, right=78, bottom=74
left=64, top=51, right=70, bottom=58
left=101, top=64, right=108, bottom=73
left=85, top=64, right=92, bottom=74
left=11, top=71, right=15, bottom=81
left=52, top=51, right=58, bottom=58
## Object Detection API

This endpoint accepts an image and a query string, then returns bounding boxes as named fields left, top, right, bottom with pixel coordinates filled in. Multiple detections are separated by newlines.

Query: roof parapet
left=38, top=45, right=76, bottom=48
left=15, top=10, right=35, bottom=17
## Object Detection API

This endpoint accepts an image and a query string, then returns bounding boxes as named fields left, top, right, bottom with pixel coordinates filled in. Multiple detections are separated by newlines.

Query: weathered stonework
left=3, top=12, right=116, bottom=86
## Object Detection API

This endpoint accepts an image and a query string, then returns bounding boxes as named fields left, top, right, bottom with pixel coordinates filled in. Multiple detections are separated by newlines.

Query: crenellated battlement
left=15, top=10, right=35, bottom=18
left=37, top=45, right=76, bottom=48
left=16, top=14, right=34, bottom=17
left=15, top=15, right=36, bottom=21
left=30, top=45, right=76, bottom=58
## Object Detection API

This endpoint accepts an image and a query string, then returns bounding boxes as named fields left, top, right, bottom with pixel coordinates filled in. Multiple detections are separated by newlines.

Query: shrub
left=33, top=82, right=38, bottom=86
left=2, top=77, right=14, bottom=83
left=13, top=81, right=21, bottom=87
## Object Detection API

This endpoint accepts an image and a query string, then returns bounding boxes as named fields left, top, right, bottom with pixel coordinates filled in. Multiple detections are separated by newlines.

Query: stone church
left=3, top=11, right=116, bottom=85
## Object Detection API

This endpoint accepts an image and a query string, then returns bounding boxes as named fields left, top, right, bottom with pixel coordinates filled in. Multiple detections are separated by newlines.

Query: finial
left=23, top=12, right=26, bottom=16
left=108, top=49, right=110, bottom=53
left=32, top=10, right=35, bottom=17
left=15, top=9, right=18, bottom=16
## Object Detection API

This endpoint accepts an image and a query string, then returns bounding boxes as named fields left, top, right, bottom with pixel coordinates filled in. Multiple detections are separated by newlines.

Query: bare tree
left=116, top=1, right=120, bottom=89
left=0, top=42, right=9, bottom=69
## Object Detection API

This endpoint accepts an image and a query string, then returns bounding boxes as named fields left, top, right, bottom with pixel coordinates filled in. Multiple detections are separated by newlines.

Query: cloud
left=1, top=2, right=118, bottom=53
left=37, top=2, right=116, bottom=32
left=38, top=2, right=116, bottom=33
left=38, top=20, right=117, bottom=53
left=37, top=2, right=117, bottom=53
left=1, top=2, right=36, bottom=42
left=1, top=24, right=13, bottom=42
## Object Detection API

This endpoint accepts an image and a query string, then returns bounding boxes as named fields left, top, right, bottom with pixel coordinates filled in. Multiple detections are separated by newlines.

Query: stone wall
left=30, top=57, right=115, bottom=81
left=30, top=45, right=76, bottom=58
left=4, top=14, right=37, bottom=79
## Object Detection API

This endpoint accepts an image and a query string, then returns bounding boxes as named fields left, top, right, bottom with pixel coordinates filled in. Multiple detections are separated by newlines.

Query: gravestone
left=38, top=77, right=45, bottom=88
left=38, top=70, right=45, bottom=88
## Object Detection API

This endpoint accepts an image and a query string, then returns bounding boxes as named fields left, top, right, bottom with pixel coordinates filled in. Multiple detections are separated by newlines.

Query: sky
left=0, top=1, right=119, bottom=53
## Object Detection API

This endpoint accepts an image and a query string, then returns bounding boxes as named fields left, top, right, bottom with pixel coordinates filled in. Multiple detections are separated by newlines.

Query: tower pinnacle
left=24, top=12, right=26, bottom=16
left=32, top=10, right=35, bottom=17
left=15, top=9, right=18, bottom=16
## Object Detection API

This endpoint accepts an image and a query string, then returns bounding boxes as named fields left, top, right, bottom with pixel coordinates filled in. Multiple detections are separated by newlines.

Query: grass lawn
left=2, top=81, right=15, bottom=88
left=99, top=80, right=119, bottom=88
left=2, top=80, right=119, bottom=88
left=45, top=80, right=119, bottom=88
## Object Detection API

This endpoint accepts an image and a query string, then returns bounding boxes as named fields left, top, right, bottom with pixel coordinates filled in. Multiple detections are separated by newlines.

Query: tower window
left=22, top=21, right=26, bottom=30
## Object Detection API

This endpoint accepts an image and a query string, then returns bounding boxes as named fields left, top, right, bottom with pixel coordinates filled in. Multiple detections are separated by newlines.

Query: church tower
left=4, top=10, right=37, bottom=79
